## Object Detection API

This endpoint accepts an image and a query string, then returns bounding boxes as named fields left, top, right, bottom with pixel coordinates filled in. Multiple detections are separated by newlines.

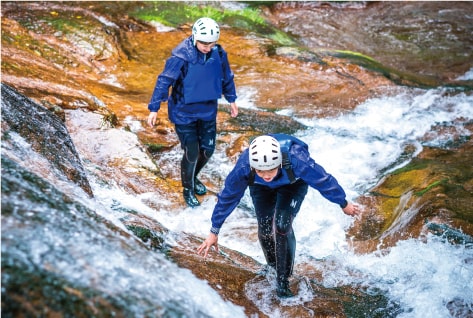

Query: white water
left=2, top=131, right=247, bottom=318
left=64, top=81, right=473, bottom=316
left=457, top=67, right=473, bottom=81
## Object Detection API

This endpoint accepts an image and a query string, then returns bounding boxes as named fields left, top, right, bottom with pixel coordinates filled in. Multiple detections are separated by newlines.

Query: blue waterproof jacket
left=147, top=36, right=237, bottom=125
left=211, top=138, right=348, bottom=231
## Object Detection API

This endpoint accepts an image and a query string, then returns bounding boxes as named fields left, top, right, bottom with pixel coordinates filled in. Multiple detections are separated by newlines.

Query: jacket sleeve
left=211, top=153, right=250, bottom=230
left=292, top=145, right=348, bottom=207
left=219, top=48, right=237, bottom=103
left=147, top=56, right=185, bottom=112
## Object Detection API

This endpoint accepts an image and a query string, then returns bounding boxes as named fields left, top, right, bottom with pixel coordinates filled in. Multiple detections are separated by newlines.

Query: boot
left=276, top=278, right=294, bottom=298
left=275, top=230, right=296, bottom=298
left=181, top=154, right=199, bottom=207
left=194, top=178, right=207, bottom=195
left=194, top=151, right=211, bottom=195
left=183, top=188, right=200, bottom=207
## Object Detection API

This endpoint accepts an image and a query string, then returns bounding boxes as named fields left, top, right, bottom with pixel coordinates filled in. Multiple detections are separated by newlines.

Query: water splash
left=63, top=85, right=472, bottom=316
left=457, top=67, right=473, bottom=80
left=178, top=87, right=472, bottom=316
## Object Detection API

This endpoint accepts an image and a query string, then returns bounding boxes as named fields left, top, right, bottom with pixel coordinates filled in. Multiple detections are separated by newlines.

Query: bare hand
left=197, top=233, right=219, bottom=258
left=147, top=112, right=158, bottom=127
left=342, top=203, right=361, bottom=217
left=230, top=102, right=238, bottom=118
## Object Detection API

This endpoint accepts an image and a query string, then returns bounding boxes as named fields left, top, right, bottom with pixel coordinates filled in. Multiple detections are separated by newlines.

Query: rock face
left=1, top=83, right=93, bottom=197
left=1, top=79, right=397, bottom=318
left=1, top=83, right=252, bottom=317
left=350, top=136, right=473, bottom=253
left=1, top=2, right=472, bottom=317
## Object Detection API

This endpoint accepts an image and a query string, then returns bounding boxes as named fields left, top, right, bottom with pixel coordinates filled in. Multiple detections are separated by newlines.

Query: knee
left=275, top=211, right=293, bottom=235
left=201, top=147, right=214, bottom=159
left=183, top=142, right=199, bottom=162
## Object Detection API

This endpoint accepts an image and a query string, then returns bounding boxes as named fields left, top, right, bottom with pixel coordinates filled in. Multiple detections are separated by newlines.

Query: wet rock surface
left=1, top=83, right=93, bottom=196
left=2, top=2, right=472, bottom=317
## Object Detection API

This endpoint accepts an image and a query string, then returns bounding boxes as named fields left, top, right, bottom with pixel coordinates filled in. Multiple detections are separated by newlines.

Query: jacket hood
left=171, top=36, right=198, bottom=64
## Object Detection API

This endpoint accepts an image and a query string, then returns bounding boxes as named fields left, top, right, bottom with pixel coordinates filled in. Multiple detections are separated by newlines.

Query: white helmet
left=192, top=17, right=220, bottom=45
left=249, top=136, right=282, bottom=170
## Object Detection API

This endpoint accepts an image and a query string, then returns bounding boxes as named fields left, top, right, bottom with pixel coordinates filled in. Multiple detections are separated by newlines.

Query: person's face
left=255, top=167, right=279, bottom=182
left=196, top=40, right=216, bottom=54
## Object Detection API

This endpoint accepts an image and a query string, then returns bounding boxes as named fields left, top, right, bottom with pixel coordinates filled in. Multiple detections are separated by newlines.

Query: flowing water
left=2, top=1, right=473, bottom=317
left=79, top=75, right=473, bottom=317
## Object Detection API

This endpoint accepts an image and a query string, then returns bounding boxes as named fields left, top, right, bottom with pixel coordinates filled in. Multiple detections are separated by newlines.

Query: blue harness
left=183, top=47, right=223, bottom=104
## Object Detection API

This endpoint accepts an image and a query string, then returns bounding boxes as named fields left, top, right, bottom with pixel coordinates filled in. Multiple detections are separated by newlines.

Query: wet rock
left=1, top=156, right=233, bottom=318
left=1, top=2, right=472, bottom=316
left=1, top=83, right=93, bottom=196
left=266, top=1, right=473, bottom=83
left=125, top=212, right=399, bottom=318
left=349, top=136, right=473, bottom=253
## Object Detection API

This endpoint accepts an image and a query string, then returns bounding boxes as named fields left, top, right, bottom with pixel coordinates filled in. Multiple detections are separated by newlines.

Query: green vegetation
left=323, top=49, right=444, bottom=88
left=332, top=49, right=378, bottom=64
left=145, top=143, right=167, bottom=153
left=126, top=225, right=166, bottom=250
left=415, top=178, right=448, bottom=196
left=132, top=1, right=264, bottom=26
left=390, top=160, right=429, bottom=175
left=18, top=11, right=89, bottom=34
left=131, top=1, right=294, bottom=45
left=100, top=112, right=118, bottom=128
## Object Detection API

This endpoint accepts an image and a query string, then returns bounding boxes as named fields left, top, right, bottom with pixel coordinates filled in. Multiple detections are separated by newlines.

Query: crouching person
left=197, top=134, right=360, bottom=298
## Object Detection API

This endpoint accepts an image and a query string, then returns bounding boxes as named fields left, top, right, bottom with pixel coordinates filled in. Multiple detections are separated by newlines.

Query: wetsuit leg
left=176, top=123, right=200, bottom=207
left=194, top=120, right=216, bottom=195
left=258, top=216, right=276, bottom=268
left=250, top=184, right=277, bottom=268
left=274, top=180, right=308, bottom=297
left=275, top=211, right=294, bottom=276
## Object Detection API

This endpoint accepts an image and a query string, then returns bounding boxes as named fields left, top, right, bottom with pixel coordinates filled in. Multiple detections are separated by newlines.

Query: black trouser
left=175, top=120, right=216, bottom=190
left=249, top=179, right=308, bottom=285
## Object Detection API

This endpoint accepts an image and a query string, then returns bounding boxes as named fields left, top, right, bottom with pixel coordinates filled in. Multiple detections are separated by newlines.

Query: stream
left=2, top=1, right=473, bottom=317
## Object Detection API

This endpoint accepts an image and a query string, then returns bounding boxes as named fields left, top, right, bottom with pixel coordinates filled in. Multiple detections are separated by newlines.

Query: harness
left=248, top=134, right=308, bottom=185
left=183, top=46, right=223, bottom=104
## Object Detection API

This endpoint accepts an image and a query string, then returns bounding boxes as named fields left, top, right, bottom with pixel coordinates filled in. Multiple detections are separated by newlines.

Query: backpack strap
left=216, top=44, right=223, bottom=58
left=248, top=168, right=256, bottom=186
left=281, top=151, right=297, bottom=184
left=215, top=44, right=227, bottom=82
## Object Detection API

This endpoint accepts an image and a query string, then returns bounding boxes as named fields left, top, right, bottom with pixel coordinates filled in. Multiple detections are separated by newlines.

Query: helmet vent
left=248, top=135, right=282, bottom=170
left=192, top=18, right=220, bottom=44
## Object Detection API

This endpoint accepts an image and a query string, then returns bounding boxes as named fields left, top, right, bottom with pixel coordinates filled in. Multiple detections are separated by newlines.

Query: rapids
left=139, top=84, right=473, bottom=318
left=2, top=1, right=473, bottom=317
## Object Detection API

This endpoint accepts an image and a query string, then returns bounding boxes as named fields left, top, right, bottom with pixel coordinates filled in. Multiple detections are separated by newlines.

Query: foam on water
left=80, top=175, right=247, bottom=317
left=322, top=236, right=473, bottom=317
left=456, top=67, right=473, bottom=80
left=171, top=86, right=471, bottom=316
left=220, top=85, right=259, bottom=110
left=75, top=85, right=473, bottom=316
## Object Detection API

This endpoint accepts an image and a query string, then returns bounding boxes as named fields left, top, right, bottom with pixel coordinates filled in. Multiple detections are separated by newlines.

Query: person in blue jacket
left=197, top=134, right=360, bottom=298
left=147, top=17, right=238, bottom=207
